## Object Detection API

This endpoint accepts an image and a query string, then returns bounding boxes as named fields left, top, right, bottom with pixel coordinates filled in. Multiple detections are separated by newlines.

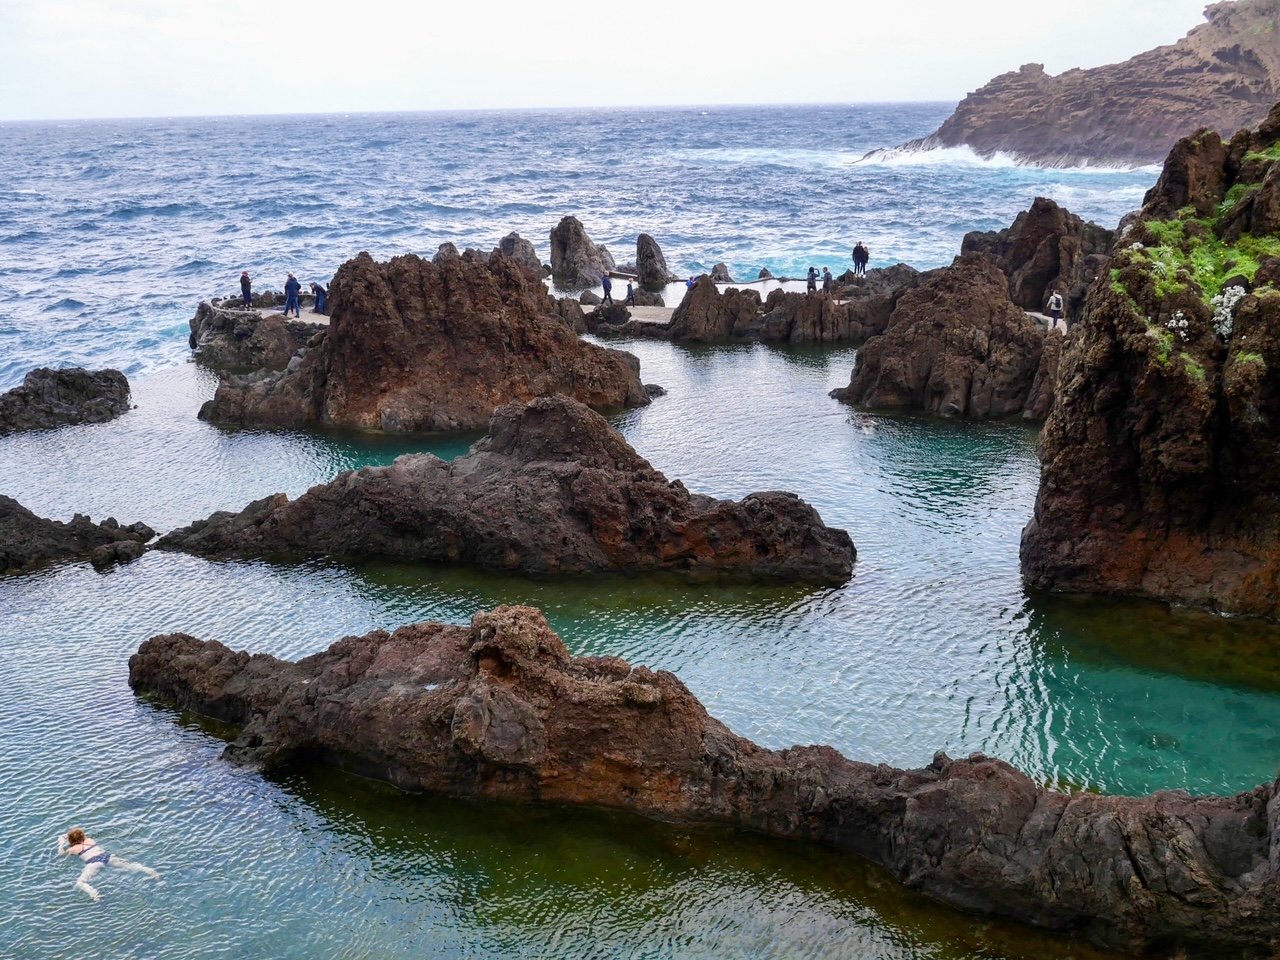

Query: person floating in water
left=283, top=273, right=302, bottom=318
left=240, top=271, right=252, bottom=308
left=1047, top=289, right=1064, bottom=330
left=309, top=281, right=328, bottom=314
left=601, top=271, right=614, bottom=305
left=59, top=828, right=159, bottom=901
left=852, top=242, right=869, bottom=277
left=822, top=267, right=834, bottom=295
left=625, top=278, right=636, bottom=307
left=807, top=266, right=819, bottom=293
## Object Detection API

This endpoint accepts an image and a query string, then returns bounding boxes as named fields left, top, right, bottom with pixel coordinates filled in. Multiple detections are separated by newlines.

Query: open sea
left=3, top=104, right=1276, bottom=959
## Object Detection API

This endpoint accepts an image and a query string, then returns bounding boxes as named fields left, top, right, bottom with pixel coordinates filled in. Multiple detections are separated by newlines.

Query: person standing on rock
left=309, top=281, right=328, bottom=314
left=283, top=273, right=302, bottom=318
left=240, top=271, right=252, bottom=308
left=59, top=827, right=160, bottom=901
left=852, top=243, right=869, bottom=277
left=601, top=271, right=614, bottom=305
left=822, top=267, right=834, bottom=296
left=625, top=279, right=636, bottom=307
left=807, top=266, right=819, bottom=294
left=1047, top=289, right=1064, bottom=330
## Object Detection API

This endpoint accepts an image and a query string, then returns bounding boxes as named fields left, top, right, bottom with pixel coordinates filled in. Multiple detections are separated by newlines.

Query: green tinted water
left=2, top=344, right=1278, bottom=958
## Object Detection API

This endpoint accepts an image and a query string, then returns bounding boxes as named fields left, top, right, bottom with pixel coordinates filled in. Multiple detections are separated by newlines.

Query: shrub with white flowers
left=1165, top=310, right=1190, bottom=342
left=1210, top=285, right=1247, bottom=339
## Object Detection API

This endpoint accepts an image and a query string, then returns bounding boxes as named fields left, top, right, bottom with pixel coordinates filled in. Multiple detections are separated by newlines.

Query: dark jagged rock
left=198, top=251, right=648, bottom=433
left=188, top=301, right=325, bottom=371
left=163, top=395, right=854, bottom=581
left=131, top=603, right=1280, bottom=957
left=666, top=278, right=763, bottom=342
left=550, top=216, right=615, bottom=288
left=583, top=304, right=632, bottom=333
left=432, top=243, right=460, bottom=264
left=1, top=495, right=154, bottom=574
left=553, top=297, right=588, bottom=335
left=758, top=267, right=773, bottom=280
left=632, top=290, right=664, bottom=307
left=710, top=262, right=733, bottom=282
left=579, top=290, right=602, bottom=306
left=831, top=255, right=1052, bottom=419
left=962, top=197, right=1114, bottom=320
left=636, top=233, right=676, bottom=290
left=1022, top=103, right=1280, bottom=617
left=498, top=232, right=543, bottom=274
left=0, top=367, right=131, bottom=435
left=897, top=1, right=1280, bottom=167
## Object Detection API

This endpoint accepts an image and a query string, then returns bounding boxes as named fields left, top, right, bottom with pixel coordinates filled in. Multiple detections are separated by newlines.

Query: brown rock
left=188, top=301, right=324, bottom=371
left=831, top=255, right=1052, bottom=419
left=636, top=233, right=676, bottom=290
left=962, top=197, right=1114, bottom=319
left=898, top=2, right=1280, bottom=166
left=498, top=232, right=543, bottom=274
left=667, top=277, right=762, bottom=342
left=163, top=395, right=855, bottom=582
left=1, top=495, right=154, bottom=574
left=198, top=251, right=649, bottom=433
left=549, top=216, right=616, bottom=288
left=130, top=604, right=1280, bottom=957
left=0, top=367, right=131, bottom=435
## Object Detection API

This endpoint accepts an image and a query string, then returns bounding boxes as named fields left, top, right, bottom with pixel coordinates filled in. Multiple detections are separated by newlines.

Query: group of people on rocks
left=238, top=270, right=329, bottom=316
left=600, top=271, right=637, bottom=306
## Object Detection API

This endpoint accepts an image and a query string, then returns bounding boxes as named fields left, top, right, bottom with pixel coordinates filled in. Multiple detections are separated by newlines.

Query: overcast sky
left=0, top=0, right=1217, bottom=121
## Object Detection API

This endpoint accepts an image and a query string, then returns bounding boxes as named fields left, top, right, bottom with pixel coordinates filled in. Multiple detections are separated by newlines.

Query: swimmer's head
left=67, top=828, right=85, bottom=845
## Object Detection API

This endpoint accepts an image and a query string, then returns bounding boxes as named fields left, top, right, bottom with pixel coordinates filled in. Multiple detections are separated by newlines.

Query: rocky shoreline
left=1, top=495, right=154, bottom=574
left=162, top=395, right=855, bottom=582
left=0, top=367, right=132, bottom=434
left=130, top=604, right=1280, bottom=958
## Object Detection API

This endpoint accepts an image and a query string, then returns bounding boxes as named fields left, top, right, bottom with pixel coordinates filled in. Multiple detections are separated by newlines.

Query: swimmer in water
left=59, top=827, right=159, bottom=900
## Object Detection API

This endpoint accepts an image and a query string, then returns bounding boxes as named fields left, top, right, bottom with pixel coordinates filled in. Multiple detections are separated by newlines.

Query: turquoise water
left=4, top=341, right=1280, bottom=958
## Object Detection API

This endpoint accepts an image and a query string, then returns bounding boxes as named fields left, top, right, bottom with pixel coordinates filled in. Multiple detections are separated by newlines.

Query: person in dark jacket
left=807, top=266, right=819, bottom=293
left=822, top=267, right=834, bottom=295
left=283, top=273, right=302, bottom=318
left=601, top=271, right=614, bottom=305
left=310, top=282, right=328, bottom=314
left=240, top=271, right=252, bottom=308
left=625, top=279, right=636, bottom=306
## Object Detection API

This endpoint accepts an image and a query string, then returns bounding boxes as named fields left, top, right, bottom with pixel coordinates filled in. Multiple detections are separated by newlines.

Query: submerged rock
left=1, top=495, right=154, bottom=574
left=164, top=395, right=854, bottom=581
left=131, top=603, right=1280, bottom=957
left=198, top=251, right=648, bottom=433
left=831, top=254, right=1053, bottom=419
left=549, top=216, right=615, bottom=288
left=188, top=301, right=324, bottom=371
left=1022, top=104, right=1280, bottom=617
left=0, top=367, right=131, bottom=435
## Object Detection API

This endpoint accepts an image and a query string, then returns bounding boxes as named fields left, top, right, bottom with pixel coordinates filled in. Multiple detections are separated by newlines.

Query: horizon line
left=0, top=99, right=961, bottom=127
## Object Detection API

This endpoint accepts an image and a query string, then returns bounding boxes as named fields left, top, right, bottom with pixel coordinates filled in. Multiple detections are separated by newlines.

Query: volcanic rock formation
left=188, top=301, right=325, bottom=371
left=163, top=395, right=855, bottom=581
left=636, top=233, right=676, bottom=290
left=1, top=495, right=154, bottom=573
left=0, top=367, right=132, bottom=435
left=549, top=216, right=615, bottom=288
left=498, top=232, right=544, bottom=275
left=1022, top=102, right=1280, bottom=617
left=130, top=604, right=1280, bottom=957
left=831, top=255, right=1054, bottom=419
left=198, top=250, right=648, bottom=433
left=900, top=0, right=1280, bottom=166
left=962, top=197, right=1114, bottom=320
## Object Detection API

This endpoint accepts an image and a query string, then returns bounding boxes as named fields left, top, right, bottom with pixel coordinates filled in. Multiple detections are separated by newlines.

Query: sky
left=0, top=0, right=1219, bottom=121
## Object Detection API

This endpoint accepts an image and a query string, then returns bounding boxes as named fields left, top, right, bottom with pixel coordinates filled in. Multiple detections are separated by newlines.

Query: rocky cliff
left=0, top=367, right=131, bottom=434
left=1, top=495, right=154, bottom=573
left=163, top=395, right=855, bottom=582
left=188, top=301, right=325, bottom=371
left=1022, top=101, right=1280, bottom=617
left=199, top=250, right=648, bottom=433
left=831, top=255, right=1056, bottom=419
left=549, top=216, right=615, bottom=288
left=903, top=0, right=1280, bottom=167
left=131, top=604, right=1280, bottom=957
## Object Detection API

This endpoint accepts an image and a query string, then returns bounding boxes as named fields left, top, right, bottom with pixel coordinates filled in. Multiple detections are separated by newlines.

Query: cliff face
left=130, top=605, right=1280, bottom=957
left=1021, top=102, right=1280, bottom=617
left=907, top=0, right=1280, bottom=166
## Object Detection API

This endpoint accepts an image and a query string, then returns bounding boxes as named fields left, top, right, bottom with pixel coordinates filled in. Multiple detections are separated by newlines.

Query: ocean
left=2, top=104, right=1274, bottom=959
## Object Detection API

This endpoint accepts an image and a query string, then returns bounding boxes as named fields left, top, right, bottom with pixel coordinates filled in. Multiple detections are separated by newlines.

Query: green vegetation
left=1129, top=214, right=1280, bottom=302
left=1145, top=320, right=1174, bottom=365
left=1218, top=182, right=1262, bottom=218
left=1182, top=355, right=1206, bottom=383
left=1243, top=142, right=1280, bottom=163
left=1237, top=351, right=1267, bottom=366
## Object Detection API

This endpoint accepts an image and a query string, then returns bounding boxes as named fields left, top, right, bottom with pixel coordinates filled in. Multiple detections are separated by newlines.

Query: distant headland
left=893, top=0, right=1280, bottom=167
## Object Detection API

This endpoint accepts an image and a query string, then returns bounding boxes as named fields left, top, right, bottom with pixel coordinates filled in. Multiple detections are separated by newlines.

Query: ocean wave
left=858, top=143, right=1163, bottom=175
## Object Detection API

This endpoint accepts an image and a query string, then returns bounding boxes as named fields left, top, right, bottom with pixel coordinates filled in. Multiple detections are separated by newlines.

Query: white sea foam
left=857, top=143, right=1162, bottom=175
